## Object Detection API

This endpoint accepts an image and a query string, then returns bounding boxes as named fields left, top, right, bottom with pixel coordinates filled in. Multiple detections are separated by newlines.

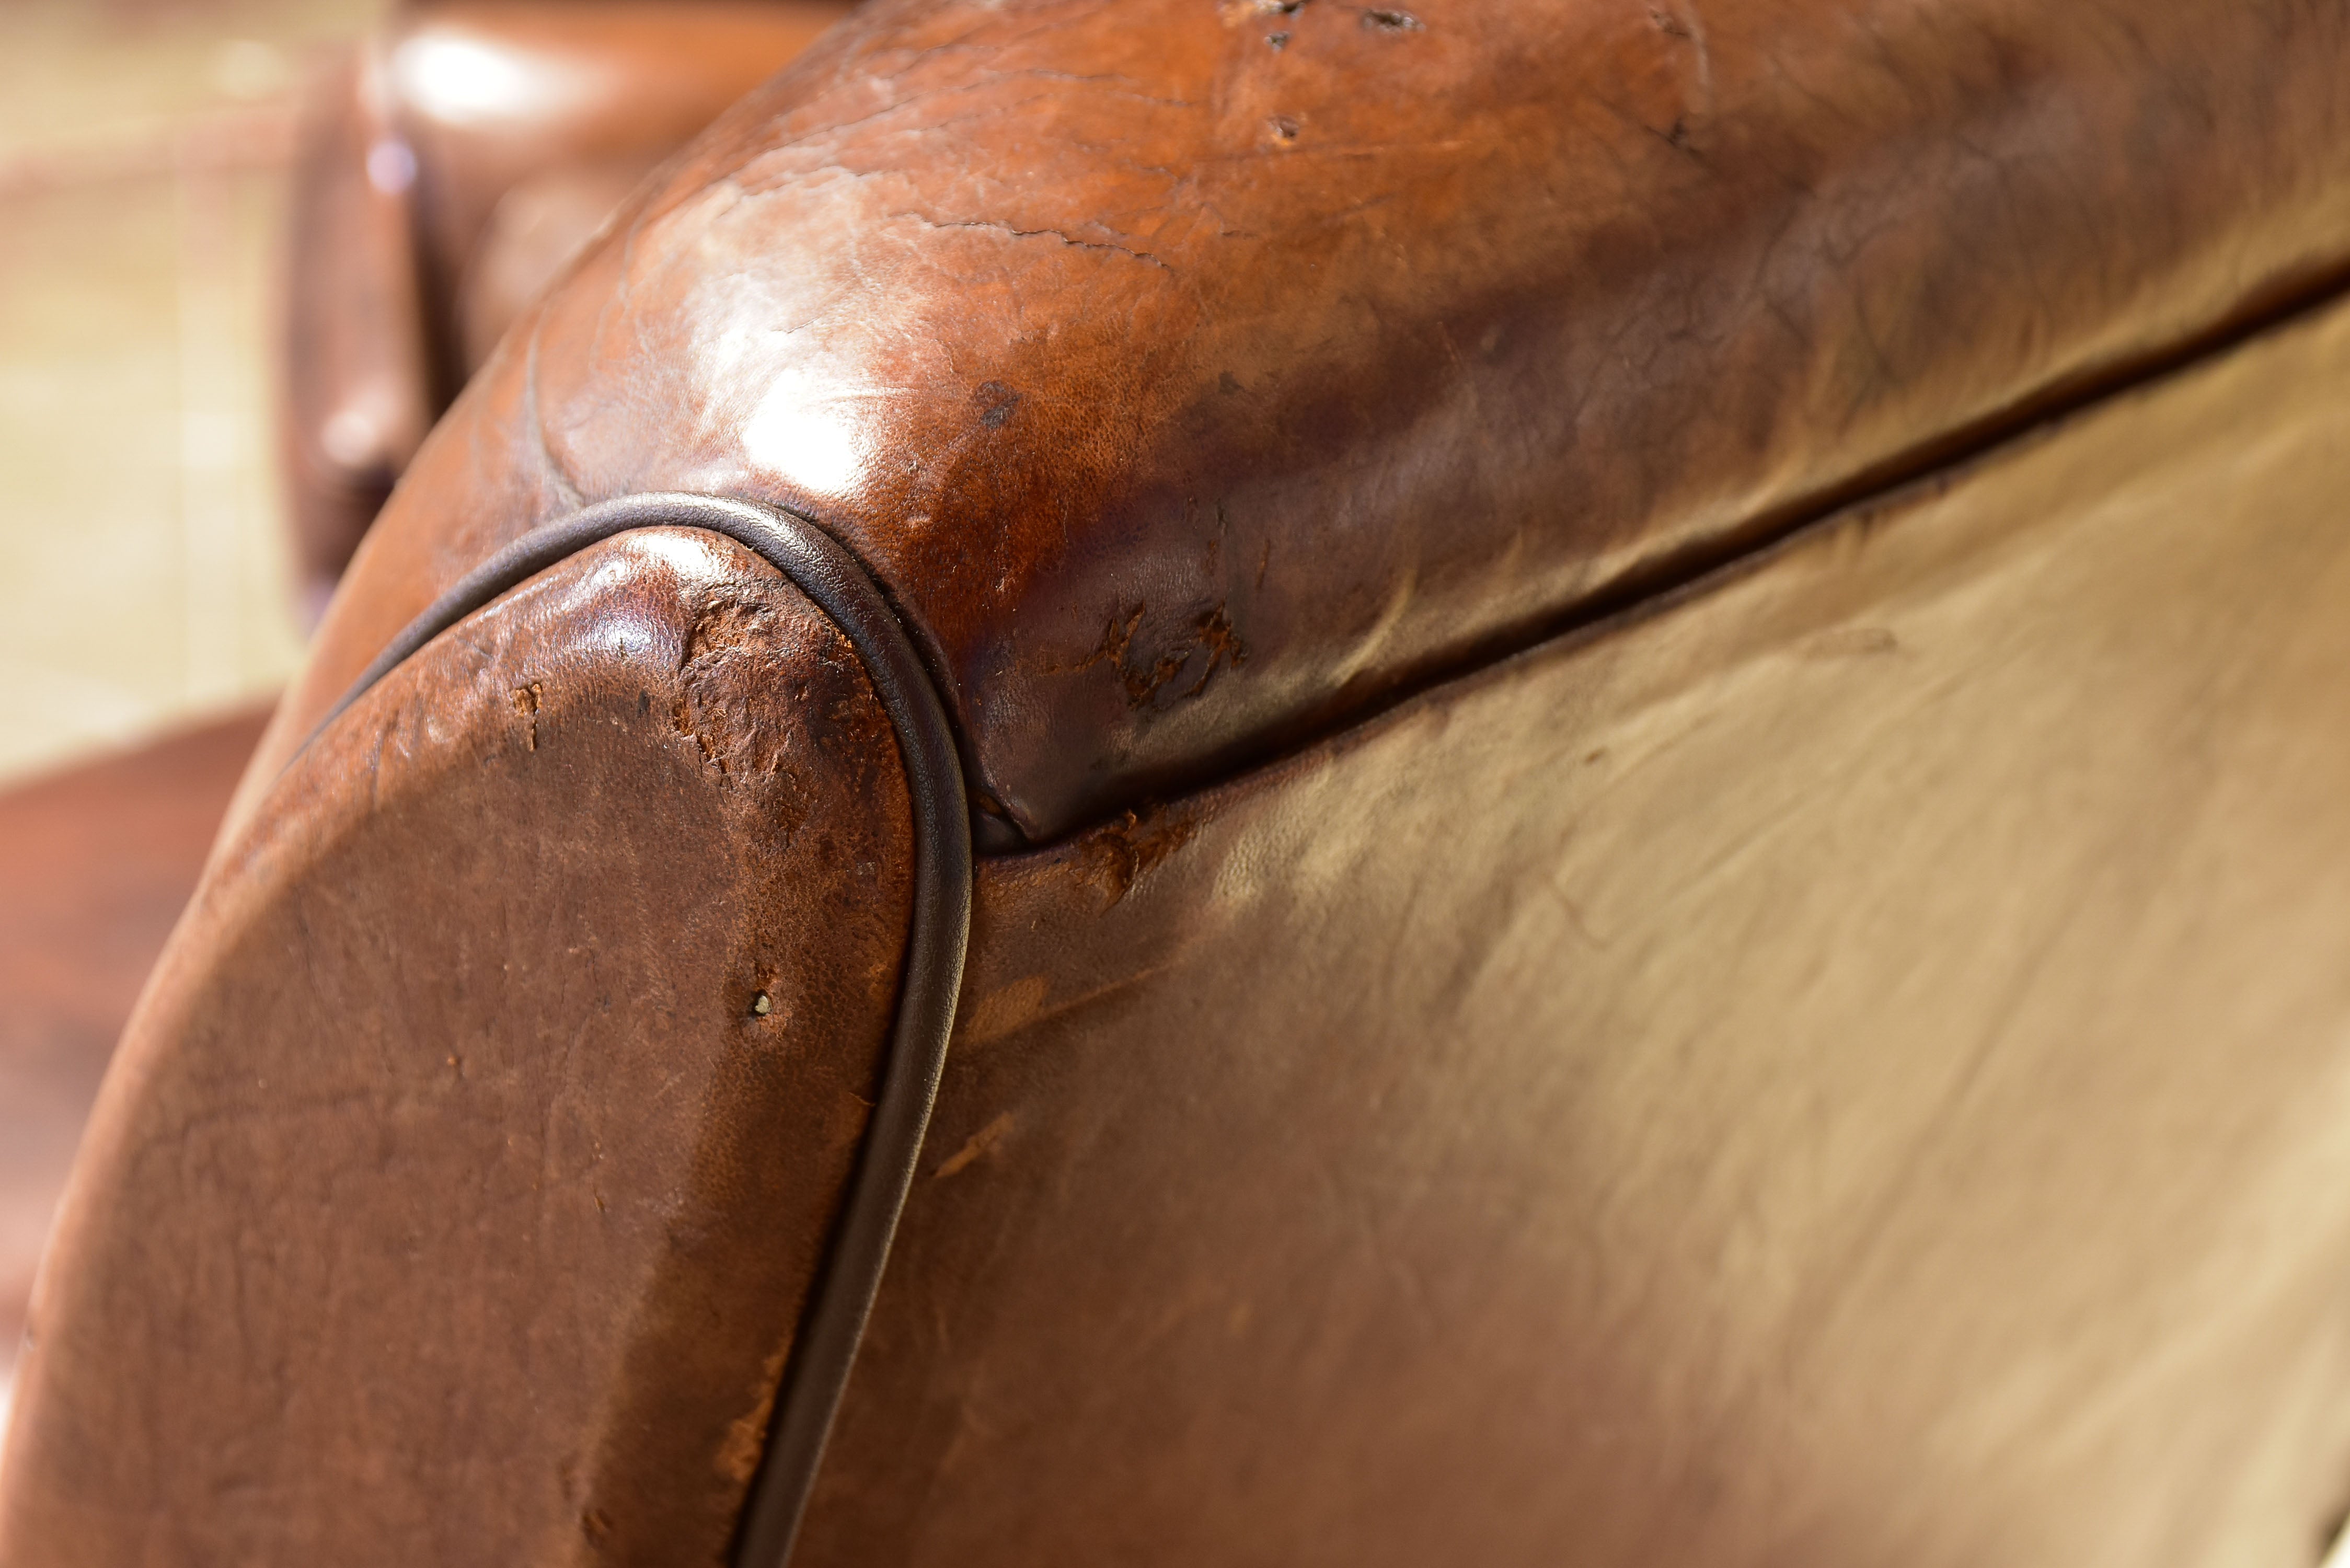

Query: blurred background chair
left=16, top=1, right=2350, bottom=1562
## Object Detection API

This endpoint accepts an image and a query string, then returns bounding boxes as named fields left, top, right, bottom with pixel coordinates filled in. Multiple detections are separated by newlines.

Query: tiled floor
left=0, top=0, right=382, bottom=787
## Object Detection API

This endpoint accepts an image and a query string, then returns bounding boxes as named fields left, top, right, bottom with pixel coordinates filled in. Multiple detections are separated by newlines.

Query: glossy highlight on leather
left=280, top=0, right=2350, bottom=850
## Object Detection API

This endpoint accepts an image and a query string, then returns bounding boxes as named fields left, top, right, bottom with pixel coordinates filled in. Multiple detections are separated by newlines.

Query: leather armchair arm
left=1, top=531, right=914, bottom=1562
left=17, top=0, right=2350, bottom=1561
left=271, top=0, right=2350, bottom=844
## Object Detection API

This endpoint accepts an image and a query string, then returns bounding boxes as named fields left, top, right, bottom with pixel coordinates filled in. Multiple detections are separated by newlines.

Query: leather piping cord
left=305, top=492, right=973, bottom=1568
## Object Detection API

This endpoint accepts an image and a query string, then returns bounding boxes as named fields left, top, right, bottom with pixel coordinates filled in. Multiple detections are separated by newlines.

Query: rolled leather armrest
left=0, top=532, right=913, bottom=1561
left=20, top=0, right=2350, bottom=1562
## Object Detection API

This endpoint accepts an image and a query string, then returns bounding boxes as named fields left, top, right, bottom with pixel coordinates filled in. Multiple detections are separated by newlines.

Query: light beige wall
left=0, top=0, right=382, bottom=786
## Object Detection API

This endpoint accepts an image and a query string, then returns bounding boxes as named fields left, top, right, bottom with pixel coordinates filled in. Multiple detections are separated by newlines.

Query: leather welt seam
left=1007, top=242, right=2350, bottom=861
left=301, top=492, right=974, bottom=1568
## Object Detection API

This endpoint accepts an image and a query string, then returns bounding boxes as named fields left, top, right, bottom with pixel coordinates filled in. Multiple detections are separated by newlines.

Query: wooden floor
left=0, top=706, right=267, bottom=1433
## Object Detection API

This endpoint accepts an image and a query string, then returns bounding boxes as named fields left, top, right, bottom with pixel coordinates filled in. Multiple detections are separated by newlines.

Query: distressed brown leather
left=270, top=0, right=2350, bottom=843
left=0, top=535, right=912, bottom=1564
left=18, top=0, right=2350, bottom=1562
left=391, top=2, right=857, bottom=379
left=802, top=283, right=2350, bottom=1566
left=282, top=40, right=437, bottom=612
left=282, top=3, right=853, bottom=602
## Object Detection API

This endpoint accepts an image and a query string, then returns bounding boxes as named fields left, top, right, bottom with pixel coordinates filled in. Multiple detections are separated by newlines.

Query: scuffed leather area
left=0, top=711, right=268, bottom=1411
left=0, top=533, right=913, bottom=1566
left=274, top=0, right=2350, bottom=840
left=791, top=286, right=2350, bottom=1564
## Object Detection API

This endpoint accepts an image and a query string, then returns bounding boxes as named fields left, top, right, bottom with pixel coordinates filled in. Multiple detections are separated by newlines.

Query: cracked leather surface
left=0, top=711, right=267, bottom=1414
left=263, top=0, right=2350, bottom=842
left=0, top=533, right=913, bottom=1566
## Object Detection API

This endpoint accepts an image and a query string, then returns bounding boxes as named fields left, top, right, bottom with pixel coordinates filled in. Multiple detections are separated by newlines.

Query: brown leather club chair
left=13, top=0, right=2350, bottom=1563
